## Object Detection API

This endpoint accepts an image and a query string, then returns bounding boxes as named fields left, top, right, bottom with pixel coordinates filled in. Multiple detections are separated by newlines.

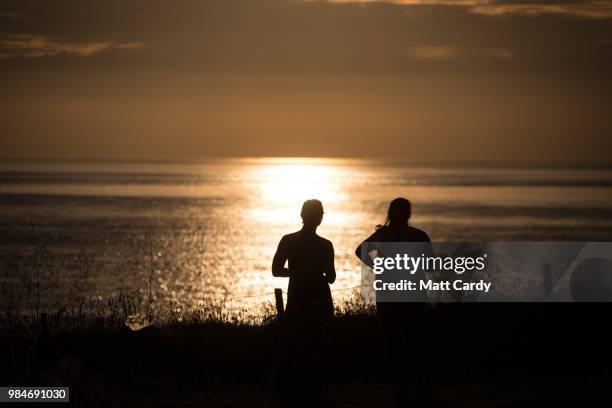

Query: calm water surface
left=1, top=158, right=612, bottom=310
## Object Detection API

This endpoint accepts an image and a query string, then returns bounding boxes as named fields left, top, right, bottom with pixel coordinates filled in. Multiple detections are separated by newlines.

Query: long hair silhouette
left=355, top=197, right=430, bottom=405
left=378, top=197, right=411, bottom=229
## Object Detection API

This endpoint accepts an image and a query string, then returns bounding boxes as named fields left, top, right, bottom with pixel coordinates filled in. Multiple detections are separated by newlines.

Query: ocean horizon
left=2, top=158, right=612, bottom=310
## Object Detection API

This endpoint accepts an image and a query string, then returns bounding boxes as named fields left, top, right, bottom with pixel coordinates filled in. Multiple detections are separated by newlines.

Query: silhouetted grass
left=3, top=300, right=612, bottom=406
left=0, top=224, right=376, bottom=336
left=2, top=227, right=612, bottom=406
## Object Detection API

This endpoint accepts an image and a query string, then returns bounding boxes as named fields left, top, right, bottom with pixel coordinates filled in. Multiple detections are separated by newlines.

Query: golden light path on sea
left=247, top=158, right=351, bottom=226
left=220, top=158, right=364, bottom=311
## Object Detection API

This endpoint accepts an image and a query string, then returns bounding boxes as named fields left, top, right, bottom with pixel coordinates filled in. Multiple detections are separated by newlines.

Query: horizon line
left=1, top=156, right=612, bottom=169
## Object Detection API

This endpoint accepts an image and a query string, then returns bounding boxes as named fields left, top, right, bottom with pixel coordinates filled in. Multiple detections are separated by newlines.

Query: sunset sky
left=1, top=0, right=611, bottom=161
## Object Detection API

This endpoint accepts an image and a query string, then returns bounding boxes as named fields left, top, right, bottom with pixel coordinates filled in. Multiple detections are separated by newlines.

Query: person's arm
left=326, top=242, right=336, bottom=284
left=354, top=230, right=380, bottom=269
left=272, top=237, right=290, bottom=277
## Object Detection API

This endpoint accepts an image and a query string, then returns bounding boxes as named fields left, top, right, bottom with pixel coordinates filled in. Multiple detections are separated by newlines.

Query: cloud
left=410, top=46, right=457, bottom=60
left=471, top=2, right=612, bottom=19
left=485, top=47, right=515, bottom=59
left=317, top=0, right=490, bottom=5
left=0, top=34, right=142, bottom=58
left=318, top=0, right=612, bottom=19
left=0, top=12, right=22, bottom=19
left=408, top=46, right=515, bottom=60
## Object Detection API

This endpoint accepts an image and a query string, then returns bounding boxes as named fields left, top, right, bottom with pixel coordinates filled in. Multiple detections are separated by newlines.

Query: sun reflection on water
left=249, top=159, right=349, bottom=225
left=4, top=159, right=612, bottom=314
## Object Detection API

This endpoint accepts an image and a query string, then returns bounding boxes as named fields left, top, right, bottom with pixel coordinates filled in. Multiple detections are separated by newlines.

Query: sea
left=1, top=158, right=611, bottom=311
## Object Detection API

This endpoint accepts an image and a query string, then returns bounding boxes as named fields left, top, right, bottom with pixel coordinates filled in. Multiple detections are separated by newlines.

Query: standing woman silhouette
left=272, top=199, right=336, bottom=322
left=272, top=200, right=336, bottom=406
left=355, top=197, right=431, bottom=403
left=355, top=197, right=431, bottom=295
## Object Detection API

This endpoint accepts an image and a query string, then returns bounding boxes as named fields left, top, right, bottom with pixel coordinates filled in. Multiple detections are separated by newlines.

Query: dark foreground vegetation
left=2, top=301, right=612, bottom=407
left=2, top=229, right=611, bottom=406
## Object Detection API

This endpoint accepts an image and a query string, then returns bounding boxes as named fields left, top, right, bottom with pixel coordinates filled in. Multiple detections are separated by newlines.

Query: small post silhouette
left=274, top=288, right=284, bottom=320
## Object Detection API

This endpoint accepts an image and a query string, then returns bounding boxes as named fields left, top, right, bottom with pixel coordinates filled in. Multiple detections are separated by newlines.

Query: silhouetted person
left=355, top=197, right=431, bottom=405
left=272, top=199, right=336, bottom=321
left=272, top=199, right=336, bottom=407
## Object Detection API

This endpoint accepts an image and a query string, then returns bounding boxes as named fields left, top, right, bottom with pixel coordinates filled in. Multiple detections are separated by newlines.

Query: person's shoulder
left=278, top=231, right=301, bottom=247
left=372, top=225, right=388, bottom=238
left=316, top=235, right=334, bottom=247
left=281, top=231, right=301, bottom=242
left=317, top=235, right=333, bottom=245
left=374, top=225, right=387, bottom=233
left=406, top=225, right=431, bottom=242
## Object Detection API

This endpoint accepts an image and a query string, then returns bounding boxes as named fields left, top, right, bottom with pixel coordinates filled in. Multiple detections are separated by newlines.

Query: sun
left=249, top=158, right=348, bottom=225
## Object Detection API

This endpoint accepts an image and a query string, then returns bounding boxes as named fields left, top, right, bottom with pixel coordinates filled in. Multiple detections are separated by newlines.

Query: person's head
left=301, top=199, right=324, bottom=228
left=385, top=197, right=411, bottom=227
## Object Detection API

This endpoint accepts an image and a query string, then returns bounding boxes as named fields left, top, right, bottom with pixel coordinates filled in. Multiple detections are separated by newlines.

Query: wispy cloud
left=410, top=46, right=457, bottom=60
left=317, top=0, right=490, bottom=5
left=485, top=47, right=514, bottom=59
left=408, top=46, right=515, bottom=60
left=471, top=2, right=612, bottom=19
left=0, top=34, right=142, bottom=59
left=318, top=0, right=612, bottom=19
left=0, top=12, right=23, bottom=19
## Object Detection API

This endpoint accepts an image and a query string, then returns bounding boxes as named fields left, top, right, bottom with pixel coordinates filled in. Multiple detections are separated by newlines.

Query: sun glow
left=249, top=159, right=349, bottom=225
